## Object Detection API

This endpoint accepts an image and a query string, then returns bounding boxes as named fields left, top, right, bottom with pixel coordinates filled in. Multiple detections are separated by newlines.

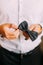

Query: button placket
left=18, top=0, right=23, bottom=54
left=21, top=54, right=23, bottom=59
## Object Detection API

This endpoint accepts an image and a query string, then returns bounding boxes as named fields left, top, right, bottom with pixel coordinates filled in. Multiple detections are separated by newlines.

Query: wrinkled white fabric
left=0, top=0, right=43, bottom=53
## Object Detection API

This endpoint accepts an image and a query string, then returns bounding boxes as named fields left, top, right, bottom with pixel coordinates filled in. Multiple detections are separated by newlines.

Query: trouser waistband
left=0, top=45, right=40, bottom=56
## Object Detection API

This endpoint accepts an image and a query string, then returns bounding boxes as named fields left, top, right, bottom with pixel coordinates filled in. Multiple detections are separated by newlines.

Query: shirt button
left=21, top=54, right=23, bottom=59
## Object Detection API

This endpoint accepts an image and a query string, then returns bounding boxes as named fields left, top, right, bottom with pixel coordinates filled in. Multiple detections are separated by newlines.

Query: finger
left=6, top=36, right=16, bottom=40
left=29, top=24, right=36, bottom=31
left=5, top=30, right=20, bottom=39
left=33, top=24, right=42, bottom=34
left=4, top=30, right=16, bottom=39
left=12, top=24, right=18, bottom=29
left=4, top=26, right=15, bottom=34
left=14, top=29, right=20, bottom=38
left=4, top=28, right=20, bottom=39
left=6, top=35, right=16, bottom=39
left=23, top=32, right=30, bottom=39
left=1, top=23, right=12, bottom=28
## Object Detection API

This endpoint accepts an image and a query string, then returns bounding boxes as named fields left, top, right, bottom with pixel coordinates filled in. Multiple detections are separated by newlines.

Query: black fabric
left=18, top=21, right=38, bottom=41
left=21, top=45, right=41, bottom=65
left=0, top=47, right=21, bottom=65
left=0, top=45, right=41, bottom=65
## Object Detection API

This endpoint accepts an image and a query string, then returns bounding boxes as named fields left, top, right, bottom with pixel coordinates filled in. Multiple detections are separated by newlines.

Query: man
left=0, top=0, right=43, bottom=65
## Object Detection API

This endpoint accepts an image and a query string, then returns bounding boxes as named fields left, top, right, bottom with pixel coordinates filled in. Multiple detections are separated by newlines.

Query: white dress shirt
left=0, top=0, right=43, bottom=54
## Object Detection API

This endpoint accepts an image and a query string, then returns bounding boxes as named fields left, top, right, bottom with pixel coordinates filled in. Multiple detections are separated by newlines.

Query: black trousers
left=0, top=45, right=41, bottom=65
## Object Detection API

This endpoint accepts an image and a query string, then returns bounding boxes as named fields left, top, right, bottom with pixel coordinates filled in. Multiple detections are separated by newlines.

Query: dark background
left=40, top=36, right=43, bottom=64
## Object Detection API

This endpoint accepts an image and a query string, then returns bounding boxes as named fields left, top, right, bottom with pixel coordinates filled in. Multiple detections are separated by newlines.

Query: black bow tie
left=18, top=21, right=38, bottom=41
